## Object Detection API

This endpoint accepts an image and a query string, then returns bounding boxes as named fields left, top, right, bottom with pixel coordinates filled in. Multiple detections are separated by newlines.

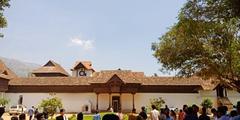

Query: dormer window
left=71, top=61, right=95, bottom=77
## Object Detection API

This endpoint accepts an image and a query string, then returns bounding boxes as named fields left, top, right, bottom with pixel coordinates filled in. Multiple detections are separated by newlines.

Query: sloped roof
left=0, top=60, right=17, bottom=78
left=9, top=77, right=90, bottom=86
left=32, top=60, right=69, bottom=76
left=138, top=76, right=203, bottom=86
left=89, top=70, right=144, bottom=84
left=72, top=61, right=94, bottom=71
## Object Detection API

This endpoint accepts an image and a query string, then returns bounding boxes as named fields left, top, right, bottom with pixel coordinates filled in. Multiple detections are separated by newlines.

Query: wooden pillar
left=225, top=88, right=227, bottom=97
left=109, top=93, right=111, bottom=108
left=120, top=93, right=122, bottom=111
left=132, top=93, right=135, bottom=110
left=96, top=93, right=99, bottom=110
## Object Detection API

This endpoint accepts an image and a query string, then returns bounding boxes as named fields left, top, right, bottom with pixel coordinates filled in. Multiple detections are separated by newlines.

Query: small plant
left=0, top=97, right=9, bottom=107
left=148, top=97, right=165, bottom=111
left=201, top=98, right=213, bottom=108
left=39, top=97, right=63, bottom=118
left=68, top=114, right=76, bottom=120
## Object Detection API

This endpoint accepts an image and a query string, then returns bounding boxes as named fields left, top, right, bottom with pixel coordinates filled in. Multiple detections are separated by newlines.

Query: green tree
left=0, top=0, right=10, bottom=37
left=148, top=97, right=165, bottom=111
left=0, top=97, right=9, bottom=106
left=152, top=0, right=240, bottom=91
left=201, top=98, right=213, bottom=109
left=39, top=97, right=63, bottom=118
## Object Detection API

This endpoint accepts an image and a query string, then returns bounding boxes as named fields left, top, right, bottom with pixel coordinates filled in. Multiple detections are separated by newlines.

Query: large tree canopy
left=0, top=0, right=10, bottom=37
left=152, top=0, right=240, bottom=91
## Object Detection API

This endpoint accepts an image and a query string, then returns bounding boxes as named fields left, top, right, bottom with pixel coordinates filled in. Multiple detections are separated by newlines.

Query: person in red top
left=178, top=109, right=184, bottom=120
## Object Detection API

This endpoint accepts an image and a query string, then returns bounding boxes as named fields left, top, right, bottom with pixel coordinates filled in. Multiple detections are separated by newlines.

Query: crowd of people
left=140, top=102, right=240, bottom=120
left=0, top=101, right=240, bottom=120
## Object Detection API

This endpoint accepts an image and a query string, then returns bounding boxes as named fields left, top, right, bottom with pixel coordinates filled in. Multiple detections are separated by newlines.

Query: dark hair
left=19, top=113, right=26, bottom=120
left=60, top=109, right=65, bottom=113
left=102, top=114, right=119, bottom=120
left=36, top=113, right=44, bottom=120
left=132, top=108, right=136, bottom=113
left=77, top=112, right=83, bottom=120
left=230, top=110, right=238, bottom=117
left=11, top=116, right=19, bottom=120
left=141, top=106, right=145, bottom=111
left=151, top=105, right=156, bottom=109
left=0, top=107, right=5, bottom=118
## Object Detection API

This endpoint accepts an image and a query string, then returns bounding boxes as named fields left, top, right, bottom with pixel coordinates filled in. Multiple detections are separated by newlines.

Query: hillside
left=0, top=57, right=40, bottom=77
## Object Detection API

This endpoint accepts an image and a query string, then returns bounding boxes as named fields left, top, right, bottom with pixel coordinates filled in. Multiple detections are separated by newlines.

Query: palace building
left=0, top=60, right=239, bottom=113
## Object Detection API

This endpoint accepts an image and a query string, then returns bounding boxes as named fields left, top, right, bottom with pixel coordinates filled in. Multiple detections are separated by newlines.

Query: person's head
left=77, top=112, right=83, bottom=120
left=183, top=105, right=188, bottom=112
left=192, top=104, right=199, bottom=113
left=11, top=116, right=19, bottom=120
left=217, top=106, right=227, bottom=118
left=32, top=106, right=34, bottom=108
left=151, top=105, right=156, bottom=110
left=95, top=110, right=99, bottom=114
left=179, top=109, right=183, bottom=113
left=132, top=108, right=136, bottom=113
left=211, top=108, right=217, bottom=115
left=187, top=107, right=193, bottom=115
left=0, top=107, right=5, bottom=118
left=237, top=101, right=240, bottom=113
left=141, top=106, right=145, bottom=111
left=36, top=113, right=45, bottom=120
left=230, top=110, right=238, bottom=117
left=102, top=114, right=119, bottom=120
left=19, top=113, right=26, bottom=120
left=170, top=110, right=176, bottom=117
left=60, top=109, right=65, bottom=116
left=164, top=108, right=170, bottom=117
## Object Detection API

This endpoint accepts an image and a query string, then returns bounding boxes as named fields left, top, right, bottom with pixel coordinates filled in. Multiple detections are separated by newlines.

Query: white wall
left=134, top=93, right=201, bottom=112
left=227, top=90, right=240, bottom=105
left=6, top=93, right=96, bottom=113
left=5, top=91, right=239, bottom=113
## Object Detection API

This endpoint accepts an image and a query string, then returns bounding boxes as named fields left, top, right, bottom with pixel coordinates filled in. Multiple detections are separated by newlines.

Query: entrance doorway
left=112, top=96, right=120, bottom=112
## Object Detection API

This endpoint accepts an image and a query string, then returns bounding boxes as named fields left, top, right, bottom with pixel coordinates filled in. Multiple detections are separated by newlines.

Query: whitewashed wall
left=6, top=93, right=96, bottom=113
left=134, top=93, right=201, bottom=112
left=227, top=90, right=240, bottom=105
left=4, top=91, right=239, bottom=113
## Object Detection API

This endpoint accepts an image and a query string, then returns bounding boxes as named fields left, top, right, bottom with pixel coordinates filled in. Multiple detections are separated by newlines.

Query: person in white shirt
left=150, top=105, right=160, bottom=120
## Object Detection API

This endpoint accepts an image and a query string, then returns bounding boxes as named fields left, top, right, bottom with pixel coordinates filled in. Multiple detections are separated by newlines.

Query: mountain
left=0, top=57, right=40, bottom=77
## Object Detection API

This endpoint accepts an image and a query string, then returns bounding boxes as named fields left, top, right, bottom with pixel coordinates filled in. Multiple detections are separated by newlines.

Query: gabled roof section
left=32, top=60, right=69, bottom=76
left=89, top=70, right=143, bottom=84
left=106, top=74, right=125, bottom=85
left=72, top=61, right=95, bottom=71
left=0, top=60, right=17, bottom=78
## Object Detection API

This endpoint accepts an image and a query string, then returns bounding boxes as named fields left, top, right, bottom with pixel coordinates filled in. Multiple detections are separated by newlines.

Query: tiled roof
left=32, top=60, right=69, bottom=76
left=72, top=61, right=94, bottom=71
left=0, top=60, right=17, bottom=78
left=7, top=68, right=218, bottom=91
left=9, top=77, right=90, bottom=86
left=89, top=70, right=144, bottom=84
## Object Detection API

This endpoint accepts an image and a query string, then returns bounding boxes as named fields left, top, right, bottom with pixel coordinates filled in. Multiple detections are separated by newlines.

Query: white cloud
left=69, top=37, right=94, bottom=50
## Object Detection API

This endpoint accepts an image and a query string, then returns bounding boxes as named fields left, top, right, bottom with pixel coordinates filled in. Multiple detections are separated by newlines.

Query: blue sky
left=0, top=0, right=186, bottom=76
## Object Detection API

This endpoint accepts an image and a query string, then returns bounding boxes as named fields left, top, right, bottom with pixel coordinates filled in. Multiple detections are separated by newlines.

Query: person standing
left=138, top=106, right=147, bottom=120
left=116, top=110, right=124, bottom=120
left=56, top=109, right=68, bottom=120
left=150, top=105, right=160, bottom=120
left=93, top=110, right=101, bottom=120
left=77, top=112, right=83, bottom=120
left=198, top=107, right=210, bottom=120
left=28, top=106, right=34, bottom=120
